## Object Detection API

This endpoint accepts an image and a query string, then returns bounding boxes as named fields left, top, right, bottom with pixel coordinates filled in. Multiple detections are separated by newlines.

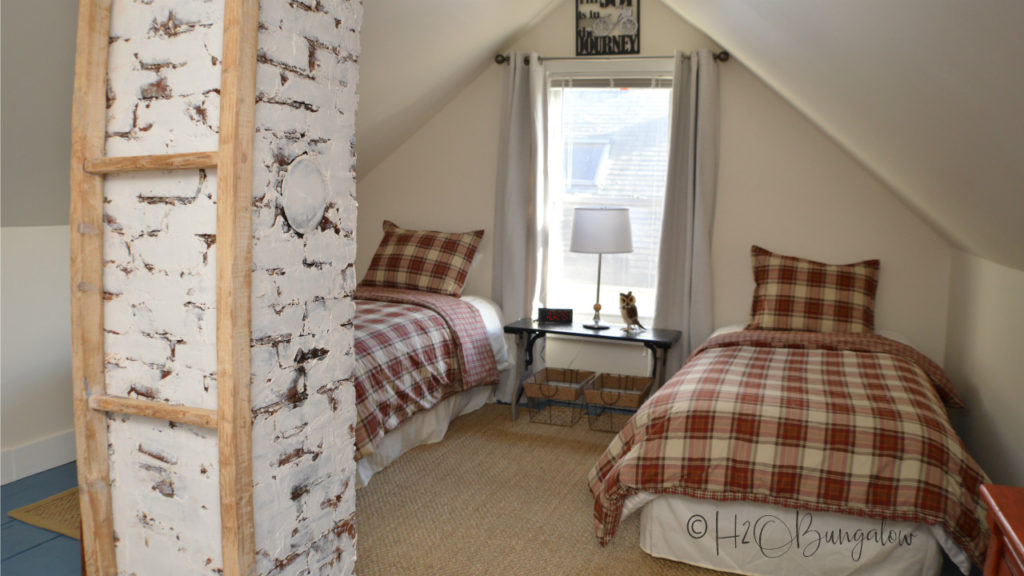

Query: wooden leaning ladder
left=69, top=1, right=259, bottom=574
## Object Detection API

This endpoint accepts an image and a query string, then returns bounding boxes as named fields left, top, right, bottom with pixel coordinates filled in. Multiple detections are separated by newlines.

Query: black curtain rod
left=494, top=51, right=729, bottom=65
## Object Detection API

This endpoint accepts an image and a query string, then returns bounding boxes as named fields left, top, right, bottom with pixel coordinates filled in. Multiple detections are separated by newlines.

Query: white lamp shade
left=569, top=207, right=633, bottom=254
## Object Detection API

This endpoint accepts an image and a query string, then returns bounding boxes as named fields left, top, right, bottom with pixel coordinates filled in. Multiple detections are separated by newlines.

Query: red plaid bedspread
left=589, top=330, right=990, bottom=567
left=353, top=286, right=498, bottom=459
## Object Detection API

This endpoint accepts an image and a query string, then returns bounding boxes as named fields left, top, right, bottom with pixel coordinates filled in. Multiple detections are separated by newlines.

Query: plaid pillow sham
left=361, top=221, right=483, bottom=297
left=746, top=245, right=879, bottom=333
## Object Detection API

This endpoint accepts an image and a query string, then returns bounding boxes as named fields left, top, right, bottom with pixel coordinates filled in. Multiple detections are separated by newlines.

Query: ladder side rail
left=216, top=1, right=260, bottom=574
left=70, top=0, right=117, bottom=574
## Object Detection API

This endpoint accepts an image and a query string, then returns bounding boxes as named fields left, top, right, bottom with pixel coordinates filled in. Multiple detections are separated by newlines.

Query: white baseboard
left=1, top=429, right=77, bottom=485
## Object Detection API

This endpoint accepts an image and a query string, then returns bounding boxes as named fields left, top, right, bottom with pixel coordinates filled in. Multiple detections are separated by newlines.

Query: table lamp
left=569, top=207, right=633, bottom=330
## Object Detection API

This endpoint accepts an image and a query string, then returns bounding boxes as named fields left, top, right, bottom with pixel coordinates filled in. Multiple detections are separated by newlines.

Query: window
left=544, top=62, right=673, bottom=326
left=564, top=140, right=609, bottom=187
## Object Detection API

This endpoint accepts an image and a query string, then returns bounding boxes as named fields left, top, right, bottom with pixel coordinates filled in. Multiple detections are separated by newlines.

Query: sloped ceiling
left=661, top=0, right=1024, bottom=271
left=357, top=0, right=559, bottom=178
left=357, top=0, right=1024, bottom=271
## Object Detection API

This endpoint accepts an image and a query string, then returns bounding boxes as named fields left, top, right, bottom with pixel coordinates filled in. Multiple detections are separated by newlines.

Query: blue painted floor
left=2, top=462, right=81, bottom=576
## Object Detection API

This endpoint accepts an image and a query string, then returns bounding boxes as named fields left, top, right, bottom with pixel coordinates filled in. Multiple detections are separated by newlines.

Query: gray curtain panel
left=492, top=51, right=546, bottom=322
left=654, top=49, right=720, bottom=373
left=493, top=52, right=546, bottom=402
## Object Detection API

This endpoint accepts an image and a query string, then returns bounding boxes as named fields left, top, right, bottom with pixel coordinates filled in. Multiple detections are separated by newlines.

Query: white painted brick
left=103, top=295, right=132, bottom=335
left=275, top=268, right=335, bottom=305
left=104, top=360, right=165, bottom=398
left=100, top=0, right=360, bottom=572
left=106, top=0, right=224, bottom=147
left=108, top=0, right=224, bottom=37
left=156, top=368, right=216, bottom=409
left=252, top=343, right=280, bottom=372
left=105, top=332, right=172, bottom=367
left=252, top=99, right=320, bottom=134
left=304, top=355, right=348, bottom=392
left=255, top=65, right=286, bottom=99
left=164, top=172, right=218, bottom=235
left=299, top=298, right=332, bottom=336
left=251, top=271, right=282, bottom=314
left=274, top=333, right=316, bottom=371
left=101, top=266, right=130, bottom=300
left=104, top=200, right=169, bottom=239
left=252, top=201, right=279, bottom=234
left=119, top=97, right=219, bottom=155
left=172, top=337, right=217, bottom=376
left=108, top=417, right=222, bottom=575
left=278, top=73, right=332, bottom=110
left=252, top=367, right=297, bottom=414
left=103, top=1, right=224, bottom=572
left=258, top=27, right=311, bottom=72
left=110, top=169, right=205, bottom=198
left=252, top=302, right=305, bottom=343
left=331, top=297, right=357, bottom=326
left=103, top=231, right=132, bottom=266
left=129, top=300, right=199, bottom=343
left=252, top=228, right=306, bottom=272
left=132, top=233, right=209, bottom=276
left=301, top=226, right=344, bottom=262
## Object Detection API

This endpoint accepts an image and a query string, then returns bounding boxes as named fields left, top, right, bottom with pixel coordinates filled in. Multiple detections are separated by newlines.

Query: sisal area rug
left=355, top=403, right=730, bottom=576
left=8, top=486, right=82, bottom=540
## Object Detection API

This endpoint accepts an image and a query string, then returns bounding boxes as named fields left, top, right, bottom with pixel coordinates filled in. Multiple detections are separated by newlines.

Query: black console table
left=503, top=319, right=681, bottom=420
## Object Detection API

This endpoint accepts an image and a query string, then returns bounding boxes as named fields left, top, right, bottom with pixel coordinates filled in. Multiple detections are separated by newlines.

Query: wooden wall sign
left=576, top=0, right=640, bottom=56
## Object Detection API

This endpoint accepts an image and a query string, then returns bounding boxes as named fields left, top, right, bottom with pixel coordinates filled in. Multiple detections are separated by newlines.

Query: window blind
left=549, top=77, right=672, bottom=89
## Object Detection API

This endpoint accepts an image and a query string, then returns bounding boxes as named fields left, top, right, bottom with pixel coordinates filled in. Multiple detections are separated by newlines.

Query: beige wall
left=945, top=252, right=1024, bottom=486
left=712, top=59, right=953, bottom=363
left=357, top=0, right=954, bottom=372
left=355, top=64, right=502, bottom=300
left=1, top=225, right=76, bottom=483
left=1, top=0, right=80, bottom=483
left=1, top=0, right=78, bottom=227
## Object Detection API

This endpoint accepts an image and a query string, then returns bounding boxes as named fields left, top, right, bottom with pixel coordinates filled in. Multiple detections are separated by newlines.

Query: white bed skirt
left=624, top=493, right=971, bottom=576
left=355, top=385, right=496, bottom=487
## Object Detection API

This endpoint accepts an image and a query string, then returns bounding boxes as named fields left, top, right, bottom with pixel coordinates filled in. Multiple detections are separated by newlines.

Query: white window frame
left=542, top=58, right=674, bottom=326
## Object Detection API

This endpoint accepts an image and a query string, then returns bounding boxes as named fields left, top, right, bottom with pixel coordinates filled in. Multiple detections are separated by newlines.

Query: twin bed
left=352, top=285, right=512, bottom=485
left=350, top=221, right=513, bottom=485
left=590, top=246, right=989, bottom=575
left=591, top=328, right=985, bottom=575
left=353, top=226, right=989, bottom=575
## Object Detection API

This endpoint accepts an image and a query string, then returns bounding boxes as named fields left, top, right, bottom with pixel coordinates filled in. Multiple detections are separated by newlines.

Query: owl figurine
left=619, top=291, right=645, bottom=332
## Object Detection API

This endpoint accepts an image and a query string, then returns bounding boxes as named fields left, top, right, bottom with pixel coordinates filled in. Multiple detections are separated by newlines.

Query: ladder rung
left=89, top=394, right=218, bottom=429
left=85, top=151, right=219, bottom=174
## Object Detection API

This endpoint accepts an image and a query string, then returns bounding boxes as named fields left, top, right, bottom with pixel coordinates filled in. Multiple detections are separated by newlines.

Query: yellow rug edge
left=7, top=486, right=82, bottom=540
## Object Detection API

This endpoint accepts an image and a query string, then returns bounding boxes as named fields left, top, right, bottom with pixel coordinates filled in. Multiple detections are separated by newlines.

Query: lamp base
left=583, top=323, right=611, bottom=330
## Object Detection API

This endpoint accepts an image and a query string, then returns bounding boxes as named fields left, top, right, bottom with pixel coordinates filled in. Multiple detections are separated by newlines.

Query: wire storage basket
left=523, top=368, right=595, bottom=426
left=584, top=373, right=653, bottom=432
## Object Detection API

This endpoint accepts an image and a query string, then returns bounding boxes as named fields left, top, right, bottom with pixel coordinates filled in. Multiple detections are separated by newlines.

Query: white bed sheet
left=624, top=493, right=970, bottom=576
left=462, top=294, right=517, bottom=402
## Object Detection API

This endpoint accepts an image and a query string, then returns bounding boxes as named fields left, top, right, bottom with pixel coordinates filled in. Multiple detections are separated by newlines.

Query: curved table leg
left=511, top=332, right=546, bottom=420
left=643, top=342, right=670, bottom=391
